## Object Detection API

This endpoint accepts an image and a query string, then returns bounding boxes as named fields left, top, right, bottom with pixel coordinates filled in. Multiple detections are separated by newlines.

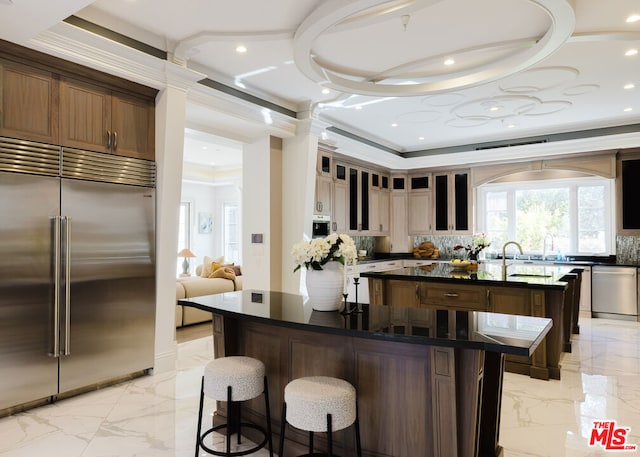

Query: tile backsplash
left=616, top=235, right=640, bottom=264
left=413, top=234, right=477, bottom=259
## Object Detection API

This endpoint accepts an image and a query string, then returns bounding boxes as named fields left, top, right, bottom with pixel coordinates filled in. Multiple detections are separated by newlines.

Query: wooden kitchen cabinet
left=0, top=58, right=59, bottom=144
left=433, top=171, right=471, bottom=234
left=408, top=192, right=432, bottom=234
left=419, top=282, right=487, bottom=311
left=60, top=77, right=155, bottom=160
left=387, top=280, right=421, bottom=308
left=370, top=172, right=390, bottom=235
left=332, top=163, right=348, bottom=233
left=390, top=191, right=411, bottom=253
left=315, top=175, right=332, bottom=216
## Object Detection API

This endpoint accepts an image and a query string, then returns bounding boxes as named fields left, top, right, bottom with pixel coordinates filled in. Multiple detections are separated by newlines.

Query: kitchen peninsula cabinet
left=365, top=263, right=574, bottom=380
left=433, top=170, right=471, bottom=234
left=60, top=77, right=155, bottom=160
left=181, top=290, right=552, bottom=457
left=0, top=59, right=59, bottom=144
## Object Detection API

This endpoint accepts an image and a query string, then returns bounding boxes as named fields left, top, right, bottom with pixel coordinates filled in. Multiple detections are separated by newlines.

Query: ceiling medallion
left=294, top=0, right=575, bottom=97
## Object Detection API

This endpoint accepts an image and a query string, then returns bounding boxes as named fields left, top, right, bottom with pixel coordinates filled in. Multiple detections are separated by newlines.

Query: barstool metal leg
left=226, top=386, right=232, bottom=456
left=327, top=414, right=333, bottom=457
left=308, top=431, right=314, bottom=454
left=263, top=376, right=274, bottom=457
left=278, top=403, right=287, bottom=457
left=196, top=376, right=205, bottom=457
left=354, top=403, right=362, bottom=457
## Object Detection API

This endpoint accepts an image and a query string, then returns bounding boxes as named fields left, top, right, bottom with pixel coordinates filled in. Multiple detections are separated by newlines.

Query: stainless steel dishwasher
left=591, top=266, right=638, bottom=320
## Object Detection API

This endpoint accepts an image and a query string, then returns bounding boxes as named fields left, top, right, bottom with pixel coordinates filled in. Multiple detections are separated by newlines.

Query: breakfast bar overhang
left=181, top=290, right=552, bottom=457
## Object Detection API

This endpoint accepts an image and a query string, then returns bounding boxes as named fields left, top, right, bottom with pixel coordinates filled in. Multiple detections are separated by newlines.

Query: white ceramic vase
left=305, top=261, right=344, bottom=312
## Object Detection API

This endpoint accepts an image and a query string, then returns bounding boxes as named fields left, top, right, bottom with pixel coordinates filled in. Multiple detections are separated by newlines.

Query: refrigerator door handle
left=63, top=216, right=71, bottom=356
left=50, top=216, right=62, bottom=358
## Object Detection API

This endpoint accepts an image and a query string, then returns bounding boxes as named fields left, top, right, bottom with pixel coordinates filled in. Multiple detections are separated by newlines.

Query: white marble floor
left=0, top=316, right=638, bottom=457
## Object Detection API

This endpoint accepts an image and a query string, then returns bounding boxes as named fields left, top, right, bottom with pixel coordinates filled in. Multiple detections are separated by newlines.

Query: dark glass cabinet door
left=349, top=168, right=358, bottom=230
left=434, top=174, right=449, bottom=231
left=434, top=172, right=469, bottom=232
left=454, top=173, right=469, bottom=231
left=622, top=159, right=640, bottom=230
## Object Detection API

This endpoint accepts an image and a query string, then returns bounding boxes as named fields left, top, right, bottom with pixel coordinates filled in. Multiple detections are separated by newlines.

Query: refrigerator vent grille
left=62, top=148, right=156, bottom=187
left=0, top=137, right=60, bottom=176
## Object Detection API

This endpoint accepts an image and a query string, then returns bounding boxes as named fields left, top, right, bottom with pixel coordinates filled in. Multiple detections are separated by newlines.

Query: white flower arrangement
left=292, top=233, right=358, bottom=272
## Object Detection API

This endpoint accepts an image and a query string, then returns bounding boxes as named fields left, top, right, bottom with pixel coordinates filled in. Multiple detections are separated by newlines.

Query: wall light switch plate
left=251, top=233, right=263, bottom=243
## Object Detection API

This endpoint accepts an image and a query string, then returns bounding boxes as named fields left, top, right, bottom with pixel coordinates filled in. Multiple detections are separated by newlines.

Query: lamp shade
left=178, top=248, right=196, bottom=258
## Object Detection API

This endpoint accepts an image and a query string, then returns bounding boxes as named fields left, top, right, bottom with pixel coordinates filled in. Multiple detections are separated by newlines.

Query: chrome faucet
left=502, top=241, right=523, bottom=279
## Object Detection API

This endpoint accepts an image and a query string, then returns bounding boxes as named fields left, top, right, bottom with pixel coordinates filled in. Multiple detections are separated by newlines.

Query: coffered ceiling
left=2, top=0, right=640, bottom=168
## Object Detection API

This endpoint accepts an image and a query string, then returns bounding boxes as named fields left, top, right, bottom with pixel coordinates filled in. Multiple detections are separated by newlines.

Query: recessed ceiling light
left=624, top=107, right=633, bottom=112
left=626, top=14, right=640, bottom=23
left=354, top=105, right=363, bottom=110
left=321, top=88, right=331, bottom=95
left=418, top=136, right=425, bottom=140
left=391, top=123, right=398, bottom=127
left=236, top=45, right=247, bottom=54
left=625, top=48, right=638, bottom=56
left=624, top=83, right=635, bottom=90
left=507, top=124, right=516, bottom=128
left=202, top=146, right=208, bottom=150
left=489, top=106, right=500, bottom=112
left=444, top=58, right=455, bottom=66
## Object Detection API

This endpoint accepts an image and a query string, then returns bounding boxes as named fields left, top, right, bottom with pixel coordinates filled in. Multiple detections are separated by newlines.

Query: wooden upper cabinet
left=111, top=91, right=155, bottom=160
left=0, top=59, right=59, bottom=144
left=60, top=77, right=155, bottom=160
left=60, top=77, right=110, bottom=153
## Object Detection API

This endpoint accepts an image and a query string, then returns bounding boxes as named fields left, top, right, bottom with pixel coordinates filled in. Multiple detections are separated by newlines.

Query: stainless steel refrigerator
left=0, top=137, right=156, bottom=412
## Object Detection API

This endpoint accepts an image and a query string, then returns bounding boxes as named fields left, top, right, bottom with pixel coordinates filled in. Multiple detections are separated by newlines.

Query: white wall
left=242, top=137, right=272, bottom=291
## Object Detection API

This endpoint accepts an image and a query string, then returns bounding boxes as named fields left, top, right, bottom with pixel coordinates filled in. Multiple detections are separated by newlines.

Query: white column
left=282, top=121, right=318, bottom=295
left=242, top=136, right=273, bottom=291
left=153, top=85, right=188, bottom=374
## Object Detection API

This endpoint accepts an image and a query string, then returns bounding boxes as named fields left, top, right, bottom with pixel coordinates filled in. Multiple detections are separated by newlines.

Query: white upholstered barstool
left=278, top=376, right=362, bottom=457
left=195, top=356, right=273, bottom=457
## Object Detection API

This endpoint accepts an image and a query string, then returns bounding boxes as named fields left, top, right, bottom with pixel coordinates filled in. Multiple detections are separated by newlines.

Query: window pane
left=224, top=203, right=240, bottom=264
left=515, top=187, right=569, bottom=253
left=486, top=191, right=508, bottom=249
left=478, top=177, right=612, bottom=257
left=177, top=202, right=190, bottom=276
left=578, top=186, right=605, bottom=253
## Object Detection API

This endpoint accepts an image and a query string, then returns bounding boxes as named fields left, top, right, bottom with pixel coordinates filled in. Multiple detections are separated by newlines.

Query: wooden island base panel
left=365, top=262, right=583, bottom=381
left=181, top=290, right=552, bottom=457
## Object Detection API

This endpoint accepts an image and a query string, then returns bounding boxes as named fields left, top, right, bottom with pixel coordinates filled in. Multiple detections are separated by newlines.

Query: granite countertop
left=361, top=262, right=579, bottom=290
left=180, top=290, right=552, bottom=357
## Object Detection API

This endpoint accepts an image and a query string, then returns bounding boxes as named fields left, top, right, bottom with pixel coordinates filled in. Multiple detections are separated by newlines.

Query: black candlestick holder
left=341, top=293, right=352, bottom=314
left=353, top=277, right=363, bottom=313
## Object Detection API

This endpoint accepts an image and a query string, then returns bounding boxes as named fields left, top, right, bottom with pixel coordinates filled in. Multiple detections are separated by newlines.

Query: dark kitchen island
left=181, top=290, right=552, bottom=457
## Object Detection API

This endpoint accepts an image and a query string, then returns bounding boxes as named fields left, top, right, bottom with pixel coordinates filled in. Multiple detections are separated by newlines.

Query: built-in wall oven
left=312, top=215, right=331, bottom=238
left=591, top=266, right=638, bottom=320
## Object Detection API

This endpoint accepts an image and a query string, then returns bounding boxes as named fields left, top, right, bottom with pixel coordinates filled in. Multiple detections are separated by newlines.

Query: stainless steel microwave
left=312, top=215, right=331, bottom=238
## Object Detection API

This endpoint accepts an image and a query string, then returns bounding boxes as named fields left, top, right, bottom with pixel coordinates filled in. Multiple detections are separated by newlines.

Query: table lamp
left=178, top=248, right=196, bottom=276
